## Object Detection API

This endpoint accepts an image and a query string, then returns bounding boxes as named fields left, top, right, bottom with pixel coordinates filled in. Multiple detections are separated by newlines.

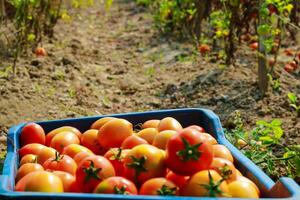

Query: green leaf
left=287, top=92, right=297, bottom=104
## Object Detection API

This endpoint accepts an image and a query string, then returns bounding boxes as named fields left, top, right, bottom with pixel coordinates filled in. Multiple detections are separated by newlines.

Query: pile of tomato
left=16, top=116, right=260, bottom=198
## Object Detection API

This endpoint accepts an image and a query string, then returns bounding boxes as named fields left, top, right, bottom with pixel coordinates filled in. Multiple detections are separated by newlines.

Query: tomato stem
left=199, top=171, right=225, bottom=197
left=114, top=186, right=128, bottom=195
left=126, top=155, right=147, bottom=185
left=83, top=160, right=102, bottom=183
left=157, top=185, right=177, bottom=196
left=176, top=137, right=202, bottom=161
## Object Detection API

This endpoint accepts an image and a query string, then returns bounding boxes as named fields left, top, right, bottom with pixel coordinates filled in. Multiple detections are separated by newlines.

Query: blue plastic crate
left=0, top=108, right=299, bottom=200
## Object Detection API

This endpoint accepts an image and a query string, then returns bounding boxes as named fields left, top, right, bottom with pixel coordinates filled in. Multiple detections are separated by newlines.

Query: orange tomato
left=236, top=176, right=260, bottom=196
left=142, top=119, right=161, bottom=129
left=182, top=170, right=229, bottom=197
left=73, top=151, right=95, bottom=165
left=19, top=154, right=37, bottom=166
left=90, top=117, right=116, bottom=130
left=46, top=126, right=81, bottom=146
left=210, top=157, right=237, bottom=182
left=98, top=119, right=133, bottom=149
left=15, top=171, right=63, bottom=192
left=50, top=131, right=80, bottom=153
left=62, top=144, right=93, bottom=158
left=152, top=130, right=177, bottom=150
left=43, top=153, right=77, bottom=175
left=36, top=147, right=56, bottom=165
left=52, top=171, right=76, bottom=192
left=213, top=144, right=234, bottom=163
left=139, top=177, right=179, bottom=195
left=15, top=163, right=44, bottom=182
left=137, top=128, right=159, bottom=144
left=19, top=143, right=46, bottom=158
left=121, top=134, right=148, bottom=149
left=157, top=117, right=183, bottom=132
left=81, top=129, right=107, bottom=155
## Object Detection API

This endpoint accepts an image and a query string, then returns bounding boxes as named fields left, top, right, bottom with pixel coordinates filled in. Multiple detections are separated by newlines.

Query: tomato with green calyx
left=76, top=155, right=115, bottom=193
left=43, top=152, right=77, bottom=175
left=210, top=157, right=237, bottom=183
left=166, top=128, right=213, bottom=175
left=104, top=148, right=129, bottom=176
left=124, top=144, right=166, bottom=185
left=139, top=177, right=179, bottom=196
left=20, top=123, right=45, bottom=146
left=182, top=170, right=229, bottom=197
left=94, top=176, right=137, bottom=195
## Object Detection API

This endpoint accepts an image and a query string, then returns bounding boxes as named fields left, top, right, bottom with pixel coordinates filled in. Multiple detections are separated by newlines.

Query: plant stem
left=255, top=155, right=295, bottom=165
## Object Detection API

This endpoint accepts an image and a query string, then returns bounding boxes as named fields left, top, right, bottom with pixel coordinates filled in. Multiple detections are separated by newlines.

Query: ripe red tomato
left=185, top=125, right=206, bottom=133
left=62, top=144, right=93, bottom=158
left=157, top=117, right=183, bottom=132
left=73, top=151, right=95, bottom=165
left=43, top=153, right=77, bottom=175
left=249, top=42, right=258, bottom=50
left=210, top=157, right=237, bottom=182
left=19, top=143, right=46, bottom=158
left=182, top=170, right=229, bottom=197
left=142, top=119, right=161, bottom=129
left=198, top=44, right=211, bottom=55
left=35, top=47, right=47, bottom=57
left=20, top=123, right=46, bottom=146
left=46, top=126, right=81, bottom=146
left=123, top=144, right=166, bottom=185
left=166, top=128, right=213, bottom=175
left=50, top=131, right=80, bottom=153
left=121, top=134, right=148, bottom=149
left=139, top=178, right=179, bottom=196
left=81, top=129, right=107, bottom=155
left=137, top=128, right=159, bottom=144
left=91, top=117, right=116, bottom=130
left=36, top=147, right=56, bottom=165
left=15, top=163, right=44, bottom=182
left=213, top=144, right=234, bottom=163
left=76, top=155, right=115, bottom=193
left=15, top=171, right=63, bottom=192
left=94, top=176, right=137, bottom=195
left=19, top=154, right=37, bottom=166
left=98, top=118, right=133, bottom=149
left=165, top=170, right=189, bottom=189
left=104, top=148, right=129, bottom=177
left=52, top=171, right=76, bottom=193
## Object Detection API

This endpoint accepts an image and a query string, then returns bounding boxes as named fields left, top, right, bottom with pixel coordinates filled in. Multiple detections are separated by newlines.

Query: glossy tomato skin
left=166, top=170, right=189, bottom=189
left=157, top=117, right=182, bottom=132
left=19, top=143, right=45, bottom=158
left=213, top=144, right=234, bottom=163
left=121, top=135, right=148, bottom=149
left=36, top=147, right=56, bottom=165
left=123, top=144, right=166, bottom=185
left=202, top=133, right=218, bottom=145
left=166, top=128, right=213, bottom=175
left=81, top=129, right=107, bottom=155
left=62, top=144, right=93, bottom=158
left=185, top=125, right=205, bottom=133
left=137, top=128, right=158, bottom=144
left=142, top=120, right=160, bottom=129
left=182, top=170, right=229, bottom=197
left=15, top=171, right=63, bottom=192
left=98, top=119, right=133, bottom=149
left=19, top=154, right=37, bottom=166
left=94, top=176, right=137, bottom=195
left=15, top=163, right=44, bottom=182
left=52, top=171, right=76, bottom=193
left=46, top=126, right=81, bottom=146
left=20, top=123, right=46, bottom=146
left=104, top=148, right=129, bottom=177
left=210, top=157, right=237, bottom=183
left=228, top=180, right=259, bottom=198
left=76, top=155, right=115, bottom=193
left=152, top=130, right=177, bottom=150
left=91, top=117, right=116, bottom=130
left=139, top=177, right=179, bottom=196
left=73, top=151, right=95, bottom=166
left=50, top=131, right=80, bottom=153
left=43, top=154, right=77, bottom=175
